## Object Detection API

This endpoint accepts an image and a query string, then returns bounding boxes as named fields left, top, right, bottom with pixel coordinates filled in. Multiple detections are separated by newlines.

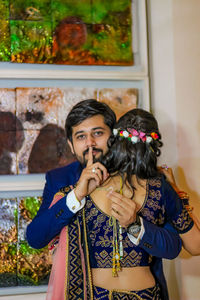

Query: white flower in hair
left=131, top=136, right=139, bottom=143
left=146, top=136, right=153, bottom=143
left=113, top=129, right=118, bottom=136
left=123, top=130, right=129, bottom=138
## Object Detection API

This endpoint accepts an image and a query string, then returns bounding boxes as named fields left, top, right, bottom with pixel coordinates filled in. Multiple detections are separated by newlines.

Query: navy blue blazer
left=26, top=161, right=182, bottom=300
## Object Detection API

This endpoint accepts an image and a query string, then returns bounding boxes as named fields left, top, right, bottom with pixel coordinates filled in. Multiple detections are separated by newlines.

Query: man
left=26, top=99, right=182, bottom=299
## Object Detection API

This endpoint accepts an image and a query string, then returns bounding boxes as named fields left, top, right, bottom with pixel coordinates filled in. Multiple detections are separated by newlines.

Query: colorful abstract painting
left=0, top=87, right=138, bottom=175
left=0, top=0, right=133, bottom=65
left=0, top=196, right=51, bottom=287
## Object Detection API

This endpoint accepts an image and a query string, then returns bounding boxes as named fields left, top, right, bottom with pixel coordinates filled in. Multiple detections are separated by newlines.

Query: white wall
left=148, top=0, right=200, bottom=299
left=1, top=1, right=200, bottom=299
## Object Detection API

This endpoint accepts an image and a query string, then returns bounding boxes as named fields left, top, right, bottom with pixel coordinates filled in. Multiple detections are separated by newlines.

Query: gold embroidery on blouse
left=96, top=235, right=113, bottom=248
left=146, top=198, right=161, bottom=211
left=86, top=196, right=147, bottom=268
left=122, top=250, right=142, bottom=267
left=148, top=178, right=162, bottom=188
left=148, top=255, right=153, bottom=264
left=93, top=248, right=143, bottom=268
left=139, top=177, right=163, bottom=225
left=157, top=214, right=165, bottom=225
left=141, top=208, right=157, bottom=224
left=172, top=207, right=193, bottom=232
left=94, top=251, right=113, bottom=268
left=148, top=189, right=161, bottom=201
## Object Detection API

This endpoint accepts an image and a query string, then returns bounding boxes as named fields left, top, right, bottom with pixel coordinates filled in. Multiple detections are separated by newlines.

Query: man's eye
left=94, top=131, right=103, bottom=136
left=76, top=135, right=85, bottom=140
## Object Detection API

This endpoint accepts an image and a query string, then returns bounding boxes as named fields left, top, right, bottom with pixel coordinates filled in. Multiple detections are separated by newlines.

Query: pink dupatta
left=46, top=192, right=89, bottom=300
left=46, top=192, right=68, bottom=300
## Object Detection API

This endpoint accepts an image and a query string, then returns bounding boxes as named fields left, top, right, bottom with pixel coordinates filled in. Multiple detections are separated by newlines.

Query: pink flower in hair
left=128, top=128, right=146, bottom=142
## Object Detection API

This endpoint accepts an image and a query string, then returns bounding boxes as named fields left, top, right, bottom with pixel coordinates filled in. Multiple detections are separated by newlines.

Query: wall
left=148, top=0, right=200, bottom=299
left=1, top=1, right=200, bottom=299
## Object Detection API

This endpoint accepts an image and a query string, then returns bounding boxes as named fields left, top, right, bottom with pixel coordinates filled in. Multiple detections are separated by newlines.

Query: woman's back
left=89, top=174, right=156, bottom=291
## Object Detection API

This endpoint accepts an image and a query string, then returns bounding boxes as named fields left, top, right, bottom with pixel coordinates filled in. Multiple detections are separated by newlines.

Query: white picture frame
left=0, top=0, right=148, bottom=81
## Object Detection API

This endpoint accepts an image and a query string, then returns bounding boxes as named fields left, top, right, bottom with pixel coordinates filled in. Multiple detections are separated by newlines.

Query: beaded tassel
left=111, top=216, right=123, bottom=277
left=119, top=225, right=123, bottom=259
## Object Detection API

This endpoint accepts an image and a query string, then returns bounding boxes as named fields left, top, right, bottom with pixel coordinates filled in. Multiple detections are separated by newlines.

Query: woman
left=85, top=108, right=199, bottom=299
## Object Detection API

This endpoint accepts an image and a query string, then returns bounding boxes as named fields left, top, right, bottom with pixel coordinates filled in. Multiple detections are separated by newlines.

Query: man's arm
left=138, top=220, right=182, bottom=259
left=26, top=172, right=77, bottom=249
left=26, top=161, right=84, bottom=249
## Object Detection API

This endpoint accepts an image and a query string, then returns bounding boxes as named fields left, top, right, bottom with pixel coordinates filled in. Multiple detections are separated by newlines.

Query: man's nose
left=86, top=135, right=96, bottom=147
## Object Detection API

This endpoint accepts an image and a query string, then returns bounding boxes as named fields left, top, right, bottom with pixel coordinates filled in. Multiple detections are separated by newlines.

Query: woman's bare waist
left=91, top=266, right=155, bottom=291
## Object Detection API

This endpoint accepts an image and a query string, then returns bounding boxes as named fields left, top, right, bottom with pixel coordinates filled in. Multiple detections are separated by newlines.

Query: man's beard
left=77, top=147, right=104, bottom=167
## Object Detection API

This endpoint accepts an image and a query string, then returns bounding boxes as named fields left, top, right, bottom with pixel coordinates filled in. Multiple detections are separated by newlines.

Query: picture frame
left=0, top=0, right=148, bottom=81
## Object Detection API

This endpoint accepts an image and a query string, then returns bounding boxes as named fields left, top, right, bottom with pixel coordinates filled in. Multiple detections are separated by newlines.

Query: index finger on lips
left=87, top=146, right=93, bottom=167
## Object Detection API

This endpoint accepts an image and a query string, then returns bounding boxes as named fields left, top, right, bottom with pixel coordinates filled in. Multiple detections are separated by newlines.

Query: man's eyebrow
left=92, top=127, right=105, bottom=131
left=74, top=127, right=105, bottom=136
left=74, top=130, right=84, bottom=137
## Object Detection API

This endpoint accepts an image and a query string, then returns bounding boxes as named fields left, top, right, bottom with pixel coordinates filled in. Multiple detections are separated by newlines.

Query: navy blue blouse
left=85, top=175, right=193, bottom=268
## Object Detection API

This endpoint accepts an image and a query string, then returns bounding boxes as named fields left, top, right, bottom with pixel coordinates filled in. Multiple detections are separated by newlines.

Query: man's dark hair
left=65, top=99, right=116, bottom=142
left=100, top=108, right=163, bottom=192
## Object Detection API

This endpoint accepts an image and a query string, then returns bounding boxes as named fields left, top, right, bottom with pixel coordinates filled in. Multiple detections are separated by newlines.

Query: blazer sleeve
left=139, top=219, right=182, bottom=259
left=26, top=171, right=76, bottom=249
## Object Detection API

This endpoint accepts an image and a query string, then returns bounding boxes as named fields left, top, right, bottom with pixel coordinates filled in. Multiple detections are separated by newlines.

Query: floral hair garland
left=113, top=128, right=159, bottom=144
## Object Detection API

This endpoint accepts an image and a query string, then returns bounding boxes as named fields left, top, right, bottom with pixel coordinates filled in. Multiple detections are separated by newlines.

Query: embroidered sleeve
left=162, top=177, right=194, bottom=234
left=171, top=206, right=194, bottom=233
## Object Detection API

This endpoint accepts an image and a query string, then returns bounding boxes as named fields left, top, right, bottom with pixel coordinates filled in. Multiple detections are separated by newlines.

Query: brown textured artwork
left=0, top=87, right=138, bottom=175
left=98, top=88, right=138, bottom=120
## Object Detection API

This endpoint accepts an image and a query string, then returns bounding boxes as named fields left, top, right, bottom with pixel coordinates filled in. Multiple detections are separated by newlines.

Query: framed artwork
left=1, top=0, right=133, bottom=66
left=0, top=86, right=139, bottom=175
left=0, top=196, right=51, bottom=288
left=0, top=0, right=148, bottom=80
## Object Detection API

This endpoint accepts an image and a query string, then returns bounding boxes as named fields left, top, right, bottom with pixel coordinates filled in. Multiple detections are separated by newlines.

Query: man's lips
left=83, top=148, right=102, bottom=157
left=85, top=150, right=100, bottom=156
left=92, top=150, right=99, bottom=156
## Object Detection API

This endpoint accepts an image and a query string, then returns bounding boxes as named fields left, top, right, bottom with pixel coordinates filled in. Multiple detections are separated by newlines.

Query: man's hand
left=74, top=147, right=109, bottom=201
left=107, top=190, right=138, bottom=228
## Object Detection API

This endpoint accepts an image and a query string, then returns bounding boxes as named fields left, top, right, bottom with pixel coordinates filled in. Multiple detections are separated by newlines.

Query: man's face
left=68, top=115, right=111, bottom=165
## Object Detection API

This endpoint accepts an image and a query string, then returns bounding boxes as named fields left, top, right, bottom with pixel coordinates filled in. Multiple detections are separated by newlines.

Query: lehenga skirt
left=93, top=283, right=161, bottom=300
